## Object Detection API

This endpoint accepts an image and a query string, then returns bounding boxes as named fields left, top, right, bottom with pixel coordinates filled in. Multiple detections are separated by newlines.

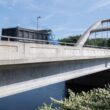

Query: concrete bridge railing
left=0, top=41, right=110, bottom=65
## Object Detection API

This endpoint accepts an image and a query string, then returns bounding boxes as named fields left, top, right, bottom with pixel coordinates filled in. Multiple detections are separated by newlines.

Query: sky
left=0, top=0, right=110, bottom=39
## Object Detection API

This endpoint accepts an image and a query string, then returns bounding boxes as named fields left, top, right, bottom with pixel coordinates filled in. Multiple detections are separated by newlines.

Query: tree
left=59, top=35, right=110, bottom=47
left=59, top=35, right=81, bottom=44
left=37, top=86, right=110, bottom=110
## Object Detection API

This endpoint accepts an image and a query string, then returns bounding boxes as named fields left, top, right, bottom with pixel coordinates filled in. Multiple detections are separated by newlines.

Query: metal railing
left=0, top=35, right=110, bottom=49
left=84, top=45, right=110, bottom=49
left=0, top=35, right=76, bottom=46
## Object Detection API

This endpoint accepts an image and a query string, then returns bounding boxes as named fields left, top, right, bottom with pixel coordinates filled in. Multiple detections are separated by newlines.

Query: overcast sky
left=0, top=0, right=110, bottom=39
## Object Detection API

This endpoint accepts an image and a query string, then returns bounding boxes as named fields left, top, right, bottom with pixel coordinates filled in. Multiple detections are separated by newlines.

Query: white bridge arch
left=75, top=19, right=110, bottom=47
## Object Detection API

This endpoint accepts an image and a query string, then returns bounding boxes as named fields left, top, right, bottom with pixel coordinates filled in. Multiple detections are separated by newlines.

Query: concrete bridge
left=0, top=19, right=110, bottom=98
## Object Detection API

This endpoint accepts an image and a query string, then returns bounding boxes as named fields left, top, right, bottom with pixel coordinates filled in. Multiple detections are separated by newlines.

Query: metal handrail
left=84, top=45, right=110, bottom=49
left=0, top=35, right=76, bottom=46
left=0, top=35, right=110, bottom=49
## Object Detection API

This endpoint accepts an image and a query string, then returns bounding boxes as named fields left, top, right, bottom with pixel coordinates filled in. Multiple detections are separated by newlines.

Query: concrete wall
left=0, top=41, right=110, bottom=65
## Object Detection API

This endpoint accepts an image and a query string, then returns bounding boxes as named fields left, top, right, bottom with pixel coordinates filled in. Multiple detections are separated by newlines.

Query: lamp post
left=37, top=16, right=41, bottom=31
left=37, top=16, right=41, bottom=42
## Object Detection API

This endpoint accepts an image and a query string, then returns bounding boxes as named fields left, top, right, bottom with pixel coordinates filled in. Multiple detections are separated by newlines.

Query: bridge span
left=0, top=19, right=110, bottom=98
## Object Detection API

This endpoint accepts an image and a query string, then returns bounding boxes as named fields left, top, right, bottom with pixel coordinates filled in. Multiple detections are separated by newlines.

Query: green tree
left=37, top=86, right=110, bottom=110
left=59, top=35, right=81, bottom=44
left=59, top=35, right=110, bottom=47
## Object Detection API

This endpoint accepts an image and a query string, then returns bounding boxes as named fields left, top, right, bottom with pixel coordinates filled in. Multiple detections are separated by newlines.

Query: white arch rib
left=75, top=19, right=104, bottom=47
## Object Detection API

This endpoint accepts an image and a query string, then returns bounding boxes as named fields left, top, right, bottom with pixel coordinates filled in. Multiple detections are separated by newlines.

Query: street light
left=37, top=16, right=41, bottom=31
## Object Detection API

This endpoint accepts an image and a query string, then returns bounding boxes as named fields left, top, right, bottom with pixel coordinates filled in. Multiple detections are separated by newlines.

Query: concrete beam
left=90, top=27, right=110, bottom=33
left=0, top=58, right=110, bottom=98
left=102, top=19, right=110, bottom=23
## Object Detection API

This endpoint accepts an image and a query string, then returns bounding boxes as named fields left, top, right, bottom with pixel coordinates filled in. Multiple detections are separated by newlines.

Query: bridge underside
left=66, top=69, right=110, bottom=95
left=0, top=58, right=110, bottom=98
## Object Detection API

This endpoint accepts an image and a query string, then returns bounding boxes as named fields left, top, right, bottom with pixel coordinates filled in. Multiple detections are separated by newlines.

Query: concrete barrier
left=0, top=41, right=110, bottom=65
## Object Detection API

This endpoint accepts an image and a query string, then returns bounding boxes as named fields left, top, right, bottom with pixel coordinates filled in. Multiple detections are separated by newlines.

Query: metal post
left=8, top=36, right=10, bottom=41
left=37, top=16, right=41, bottom=31
left=106, top=22, right=109, bottom=48
left=37, top=16, right=41, bottom=43
left=101, top=23, right=104, bottom=47
left=95, top=32, right=97, bottom=46
left=88, top=33, right=90, bottom=45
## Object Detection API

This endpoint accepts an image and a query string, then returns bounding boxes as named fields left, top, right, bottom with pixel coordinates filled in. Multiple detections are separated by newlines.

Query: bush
left=37, top=86, right=110, bottom=110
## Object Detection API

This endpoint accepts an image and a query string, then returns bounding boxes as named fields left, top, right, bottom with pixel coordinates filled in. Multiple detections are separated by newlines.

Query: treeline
left=59, top=35, right=110, bottom=47
left=59, top=35, right=81, bottom=44
left=86, top=38, right=110, bottom=47
left=37, top=86, right=110, bottom=110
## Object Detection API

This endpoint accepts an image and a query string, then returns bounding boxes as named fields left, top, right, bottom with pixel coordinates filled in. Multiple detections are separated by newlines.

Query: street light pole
left=37, top=16, right=41, bottom=31
left=37, top=16, right=41, bottom=43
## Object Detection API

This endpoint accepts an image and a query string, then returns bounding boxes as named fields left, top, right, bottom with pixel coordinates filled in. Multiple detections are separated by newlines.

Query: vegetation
left=37, top=104, right=54, bottom=110
left=59, top=35, right=110, bottom=47
left=59, top=35, right=81, bottom=44
left=86, top=38, right=110, bottom=47
left=37, top=86, right=110, bottom=110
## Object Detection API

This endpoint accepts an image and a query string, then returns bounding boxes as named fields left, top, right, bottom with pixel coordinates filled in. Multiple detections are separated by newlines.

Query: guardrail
left=0, top=36, right=110, bottom=49
left=0, top=36, right=76, bottom=46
